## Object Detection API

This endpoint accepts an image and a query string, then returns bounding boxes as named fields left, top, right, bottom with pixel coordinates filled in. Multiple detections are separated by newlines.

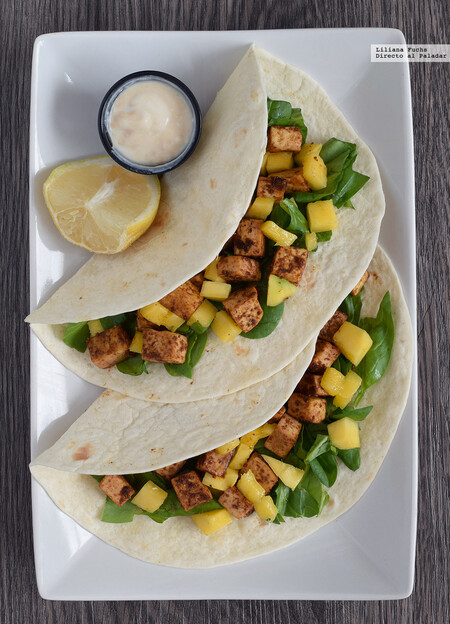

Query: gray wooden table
left=1, top=0, right=448, bottom=622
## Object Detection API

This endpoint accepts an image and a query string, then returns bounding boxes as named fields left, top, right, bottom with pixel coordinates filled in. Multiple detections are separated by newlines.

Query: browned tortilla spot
left=72, top=443, right=93, bottom=461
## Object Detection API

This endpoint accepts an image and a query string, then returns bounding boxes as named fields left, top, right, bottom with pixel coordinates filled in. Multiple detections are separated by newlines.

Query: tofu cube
left=267, top=125, right=303, bottom=152
left=269, top=406, right=286, bottom=423
left=254, top=496, right=278, bottom=522
left=141, top=328, right=188, bottom=364
left=192, top=509, right=233, bottom=535
left=287, top=393, right=327, bottom=424
left=263, top=414, right=302, bottom=458
left=256, top=176, right=287, bottom=203
left=269, top=167, right=310, bottom=192
left=218, top=486, right=255, bottom=519
left=196, top=449, right=235, bottom=477
left=99, top=475, right=135, bottom=507
left=217, top=256, right=261, bottom=282
left=296, top=373, right=329, bottom=397
left=155, top=460, right=186, bottom=480
left=240, top=452, right=278, bottom=493
left=333, top=322, right=373, bottom=366
left=190, top=272, right=205, bottom=291
left=351, top=270, right=369, bottom=296
left=308, top=339, right=341, bottom=374
left=159, top=281, right=204, bottom=321
left=132, top=480, right=167, bottom=513
left=223, top=285, right=263, bottom=333
left=171, top=470, right=213, bottom=511
left=234, top=218, right=266, bottom=258
left=327, top=417, right=360, bottom=450
left=136, top=310, right=158, bottom=331
left=87, top=326, right=131, bottom=369
left=307, top=200, right=338, bottom=232
left=319, top=310, right=348, bottom=342
left=269, top=246, right=308, bottom=286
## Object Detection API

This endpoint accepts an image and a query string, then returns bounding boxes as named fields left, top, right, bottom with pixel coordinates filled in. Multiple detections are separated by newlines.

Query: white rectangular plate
left=30, top=28, right=416, bottom=600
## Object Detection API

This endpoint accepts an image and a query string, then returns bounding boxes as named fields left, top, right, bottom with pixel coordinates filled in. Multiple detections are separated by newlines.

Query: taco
left=30, top=246, right=413, bottom=568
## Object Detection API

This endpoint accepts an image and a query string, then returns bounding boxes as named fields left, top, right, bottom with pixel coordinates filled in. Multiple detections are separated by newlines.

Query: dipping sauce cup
left=98, top=71, right=202, bottom=175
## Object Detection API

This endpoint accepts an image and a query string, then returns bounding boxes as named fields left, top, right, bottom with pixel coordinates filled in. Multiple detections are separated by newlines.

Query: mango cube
left=129, top=331, right=143, bottom=354
left=262, top=455, right=304, bottom=490
left=228, top=443, right=253, bottom=470
left=88, top=319, right=104, bottom=336
left=260, top=152, right=269, bottom=175
left=202, top=468, right=239, bottom=491
left=305, top=232, right=318, bottom=251
left=307, top=200, right=338, bottom=232
left=215, top=438, right=240, bottom=455
left=266, top=151, right=294, bottom=174
left=328, top=417, right=360, bottom=450
left=246, top=197, right=274, bottom=220
left=132, top=480, right=168, bottom=513
left=254, top=495, right=278, bottom=522
left=302, top=154, right=328, bottom=191
left=294, top=143, right=322, bottom=166
left=320, top=367, right=345, bottom=396
left=237, top=469, right=266, bottom=504
left=192, top=509, right=233, bottom=536
left=240, top=423, right=276, bottom=448
left=139, top=302, right=184, bottom=332
left=261, top=221, right=297, bottom=246
left=333, top=321, right=373, bottom=366
left=267, top=274, right=298, bottom=307
left=187, top=299, right=217, bottom=329
left=200, top=281, right=232, bottom=302
left=204, top=257, right=225, bottom=282
left=211, top=310, right=242, bottom=343
left=333, top=370, right=362, bottom=409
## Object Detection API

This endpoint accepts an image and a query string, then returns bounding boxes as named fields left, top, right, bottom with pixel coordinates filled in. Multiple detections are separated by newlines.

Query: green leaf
left=242, top=281, right=285, bottom=339
left=339, top=292, right=362, bottom=325
left=101, top=497, right=137, bottom=523
left=100, top=313, right=128, bottom=330
left=304, top=434, right=331, bottom=463
left=309, top=452, right=338, bottom=487
left=143, top=490, right=223, bottom=524
left=189, top=321, right=208, bottom=335
left=267, top=98, right=308, bottom=142
left=279, top=197, right=308, bottom=234
left=337, top=448, right=361, bottom=471
left=274, top=481, right=290, bottom=517
left=164, top=331, right=208, bottom=379
left=116, top=354, right=148, bottom=376
left=63, top=322, right=90, bottom=353
left=329, top=405, right=373, bottom=421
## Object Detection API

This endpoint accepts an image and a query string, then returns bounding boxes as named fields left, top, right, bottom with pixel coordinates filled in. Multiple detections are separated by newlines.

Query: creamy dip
left=107, top=79, right=194, bottom=166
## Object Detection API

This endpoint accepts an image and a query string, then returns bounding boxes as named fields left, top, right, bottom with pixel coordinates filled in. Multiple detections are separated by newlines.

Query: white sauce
left=108, top=80, right=194, bottom=166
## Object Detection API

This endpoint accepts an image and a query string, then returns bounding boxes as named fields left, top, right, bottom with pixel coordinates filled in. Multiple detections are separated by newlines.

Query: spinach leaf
left=309, top=452, right=338, bottom=488
left=316, top=231, right=333, bottom=243
left=164, top=331, right=208, bottom=379
left=328, top=405, right=373, bottom=422
left=63, top=322, right=90, bottom=353
left=117, top=354, right=148, bottom=376
left=267, top=98, right=308, bottom=142
left=279, top=198, right=308, bottom=234
left=354, top=292, right=394, bottom=405
left=337, top=448, right=361, bottom=471
left=101, top=497, right=137, bottom=523
left=189, top=321, right=209, bottom=335
left=339, top=292, right=362, bottom=325
left=283, top=467, right=329, bottom=518
left=144, top=490, right=222, bottom=524
left=332, top=354, right=353, bottom=375
left=128, top=471, right=167, bottom=492
left=304, top=434, right=330, bottom=463
left=100, top=313, right=128, bottom=330
left=274, top=482, right=290, bottom=517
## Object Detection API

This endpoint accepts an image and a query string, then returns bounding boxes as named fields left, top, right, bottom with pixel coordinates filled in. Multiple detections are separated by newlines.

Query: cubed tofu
left=319, top=310, right=348, bottom=342
left=263, top=414, right=302, bottom=458
left=287, top=393, right=327, bottom=424
left=269, top=405, right=286, bottom=423
left=87, top=326, right=131, bottom=369
left=141, top=328, right=188, bottom=364
left=99, top=475, right=135, bottom=507
left=234, top=218, right=266, bottom=258
left=155, top=460, right=186, bottom=480
left=351, top=270, right=369, bottom=296
left=159, top=281, right=204, bottom=321
left=308, top=339, right=341, bottom=374
left=269, top=247, right=308, bottom=286
left=269, top=167, right=310, bottom=192
left=218, top=486, right=255, bottom=519
left=240, top=452, right=278, bottom=494
left=196, top=449, right=236, bottom=478
left=137, top=310, right=159, bottom=331
left=190, top=272, right=205, bottom=291
left=223, top=285, right=263, bottom=333
left=171, top=470, right=212, bottom=511
left=256, top=176, right=287, bottom=203
left=267, top=125, right=303, bottom=152
left=217, top=256, right=261, bottom=282
left=296, top=373, right=329, bottom=397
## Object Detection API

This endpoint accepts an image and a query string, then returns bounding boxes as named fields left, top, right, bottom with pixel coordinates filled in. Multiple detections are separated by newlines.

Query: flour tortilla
left=31, top=247, right=413, bottom=568
left=28, top=47, right=385, bottom=403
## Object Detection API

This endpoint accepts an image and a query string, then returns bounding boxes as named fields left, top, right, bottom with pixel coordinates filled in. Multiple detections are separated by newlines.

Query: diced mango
left=215, top=438, right=240, bottom=455
left=260, top=454, right=286, bottom=476
left=254, top=495, right=278, bottom=522
left=260, top=152, right=269, bottom=176
left=333, top=370, right=362, bottom=408
left=305, top=231, right=318, bottom=252
left=302, top=154, right=328, bottom=191
left=200, top=281, right=232, bottom=302
left=187, top=299, right=217, bottom=329
left=266, top=151, right=294, bottom=174
left=246, top=197, right=274, bottom=220
left=88, top=319, right=103, bottom=336
left=202, top=468, right=239, bottom=491
left=204, top=257, right=225, bottom=282
left=211, top=310, right=242, bottom=343
left=261, top=455, right=304, bottom=490
left=129, top=331, right=143, bottom=354
left=261, top=221, right=297, bottom=246
left=192, top=509, right=233, bottom=536
left=320, top=367, right=345, bottom=396
left=237, top=469, right=265, bottom=504
left=328, top=417, right=360, bottom=450
left=307, top=200, right=338, bottom=232
left=294, top=143, right=322, bottom=166
left=333, top=322, right=373, bottom=366
left=267, top=274, right=298, bottom=307
left=132, top=480, right=168, bottom=513
left=229, top=443, right=253, bottom=470
left=139, top=302, right=184, bottom=332
left=240, top=423, right=276, bottom=448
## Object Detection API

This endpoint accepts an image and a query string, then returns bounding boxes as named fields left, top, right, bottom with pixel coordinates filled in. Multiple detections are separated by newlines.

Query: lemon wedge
left=43, top=156, right=161, bottom=254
